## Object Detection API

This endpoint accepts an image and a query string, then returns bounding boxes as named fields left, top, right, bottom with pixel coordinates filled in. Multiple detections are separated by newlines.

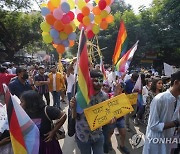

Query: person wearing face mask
left=8, top=67, right=34, bottom=98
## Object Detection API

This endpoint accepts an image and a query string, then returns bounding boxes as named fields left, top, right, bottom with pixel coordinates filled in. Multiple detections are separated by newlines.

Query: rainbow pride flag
left=115, top=41, right=139, bottom=73
left=3, top=84, right=39, bottom=154
left=112, top=20, right=128, bottom=65
left=76, top=29, right=94, bottom=109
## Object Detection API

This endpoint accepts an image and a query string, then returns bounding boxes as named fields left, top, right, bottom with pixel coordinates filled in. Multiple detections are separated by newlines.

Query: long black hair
left=20, top=90, right=45, bottom=115
left=150, top=77, right=163, bottom=93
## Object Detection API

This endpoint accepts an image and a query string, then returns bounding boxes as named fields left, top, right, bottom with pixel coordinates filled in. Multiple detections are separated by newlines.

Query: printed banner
left=127, top=93, right=138, bottom=105
left=84, top=93, right=134, bottom=131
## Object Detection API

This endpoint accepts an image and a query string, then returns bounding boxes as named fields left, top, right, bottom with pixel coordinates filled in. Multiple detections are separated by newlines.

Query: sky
left=33, top=0, right=153, bottom=13
left=125, top=0, right=153, bottom=13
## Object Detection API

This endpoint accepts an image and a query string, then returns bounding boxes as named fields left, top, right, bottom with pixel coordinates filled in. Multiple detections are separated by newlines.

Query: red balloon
left=77, top=13, right=84, bottom=23
left=87, top=30, right=95, bottom=39
left=98, top=0, right=107, bottom=10
left=67, top=11, right=75, bottom=21
left=61, top=14, right=70, bottom=24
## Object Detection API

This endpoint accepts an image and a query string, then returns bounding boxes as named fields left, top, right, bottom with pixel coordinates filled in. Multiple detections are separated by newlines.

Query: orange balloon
left=106, top=14, right=114, bottom=23
left=54, top=20, right=64, bottom=31
left=83, top=16, right=90, bottom=26
left=69, top=40, right=75, bottom=47
left=63, top=24, right=73, bottom=34
left=100, top=20, right=108, bottom=30
left=105, top=0, right=111, bottom=5
left=53, top=44, right=58, bottom=48
left=56, top=45, right=65, bottom=54
left=92, top=7, right=101, bottom=15
left=46, top=14, right=56, bottom=25
left=48, top=1, right=55, bottom=12
left=82, top=6, right=90, bottom=16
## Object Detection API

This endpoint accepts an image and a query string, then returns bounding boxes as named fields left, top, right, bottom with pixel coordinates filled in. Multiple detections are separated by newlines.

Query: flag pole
left=72, top=27, right=84, bottom=118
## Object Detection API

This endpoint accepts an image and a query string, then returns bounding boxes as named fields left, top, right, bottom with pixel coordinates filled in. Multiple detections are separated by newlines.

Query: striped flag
left=112, top=20, right=128, bottom=65
left=100, top=58, right=107, bottom=80
left=3, top=84, right=39, bottom=154
left=115, top=41, right=139, bottom=74
left=76, top=29, right=95, bottom=109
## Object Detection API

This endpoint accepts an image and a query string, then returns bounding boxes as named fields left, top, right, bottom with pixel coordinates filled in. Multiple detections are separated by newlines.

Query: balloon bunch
left=75, top=0, right=114, bottom=39
left=40, top=0, right=77, bottom=54
left=40, top=0, right=115, bottom=54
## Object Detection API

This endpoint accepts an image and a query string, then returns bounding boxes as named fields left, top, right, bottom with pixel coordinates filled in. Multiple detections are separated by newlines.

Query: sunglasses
left=92, top=78, right=103, bottom=84
left=103, top=84, right=109, bottom=87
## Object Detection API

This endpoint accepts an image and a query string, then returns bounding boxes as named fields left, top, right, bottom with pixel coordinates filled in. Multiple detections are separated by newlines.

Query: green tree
left=0, top=10, right=43, bottom=60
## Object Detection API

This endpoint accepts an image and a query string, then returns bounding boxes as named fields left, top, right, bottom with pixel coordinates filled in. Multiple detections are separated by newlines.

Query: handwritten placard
left=127, top=93, right=138, bottom=105
left=84, top=93, right=134, bottom=131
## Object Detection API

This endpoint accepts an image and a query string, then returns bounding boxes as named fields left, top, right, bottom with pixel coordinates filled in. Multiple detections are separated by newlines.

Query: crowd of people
left=0, top=61, right=179, bottom=154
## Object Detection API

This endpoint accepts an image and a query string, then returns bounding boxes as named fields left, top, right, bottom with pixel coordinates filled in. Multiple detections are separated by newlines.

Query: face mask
left=22, top=73, right=29, bottom=80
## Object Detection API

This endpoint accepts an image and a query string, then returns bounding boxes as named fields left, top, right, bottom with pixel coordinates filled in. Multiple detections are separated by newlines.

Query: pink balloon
left=86, top=3, right=93, bottom=11
left=79, top=23, right=86, bottom=30
left=105, top=6, right=111, bottom=13
left=86, top=23, right=93, bottom=31
left=75, top=9, right=81, bottom=15
left=53, top=8, right=63, bottom=20
left=61, top=14, right=71, bottom=24
left=110, top=0, right=114, bottom=5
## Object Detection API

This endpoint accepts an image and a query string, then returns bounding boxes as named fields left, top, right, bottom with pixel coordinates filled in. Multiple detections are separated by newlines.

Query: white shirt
left=52, top=73, right=56, bottom=91
left=142, top=86, right=149, bottom=105
left=11, top=67, right=16, bottom=74
left=143, top=90, right=180, bottom=154
left=7, top=68, right=13, bottom=74
left=107, top=71, right=116, bottom=87
left=66, top=73, right=75, bottom=93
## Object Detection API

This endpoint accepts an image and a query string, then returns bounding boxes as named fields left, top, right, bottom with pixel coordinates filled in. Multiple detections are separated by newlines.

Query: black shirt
left=29, top=106, right=60, bottom=139
left=34, top=74, right=49, bottom=94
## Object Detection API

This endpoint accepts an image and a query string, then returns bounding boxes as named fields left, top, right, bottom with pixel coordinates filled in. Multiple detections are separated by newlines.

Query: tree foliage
left=0, top=0, right=179, bottom=67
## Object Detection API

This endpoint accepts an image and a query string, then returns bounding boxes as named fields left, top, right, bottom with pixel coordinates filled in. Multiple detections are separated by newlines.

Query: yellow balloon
left=101, top=10, right=108, bottom=18
left=43, top=34, right=53, bottom=43
left=92, top=24, right=100, bottom=34
left=42, top=32, right=49, bottom=36
left=59, top=32, right=68, bottom=40
left=50, top=0, right=60, bottom=7
left=78, top=0, right=86, bottom=10
left=94, top=15, right=102, bottom=24
left=95, top=0, right=100, bottom=4
left=67, top=0, right=75, bottom=9
left=40, top=3, right=47, bottom=8
left=71, top=22, right=76, bottom=31
left=40, top=22, right=50, bottom=32
left=74, top=18, right=80, bottom=26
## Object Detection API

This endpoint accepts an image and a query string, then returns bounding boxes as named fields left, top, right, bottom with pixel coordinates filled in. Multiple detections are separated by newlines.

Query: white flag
left=163, top=63, right=174, bottom=77
left=132, top=75, right=141, bottom=92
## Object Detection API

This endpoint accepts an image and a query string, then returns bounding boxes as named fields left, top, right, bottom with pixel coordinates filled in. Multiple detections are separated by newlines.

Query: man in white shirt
left=143, top=71, right=180, bottom=154
left=66, top=61, right=75, bottom=103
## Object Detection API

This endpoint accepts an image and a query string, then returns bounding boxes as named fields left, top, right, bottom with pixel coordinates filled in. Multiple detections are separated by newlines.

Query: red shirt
left=0, top=73, right=16, bottom=94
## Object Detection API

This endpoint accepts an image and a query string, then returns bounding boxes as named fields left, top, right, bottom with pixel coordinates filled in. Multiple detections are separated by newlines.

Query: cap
left=39, top=65, right=45, bottom=69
